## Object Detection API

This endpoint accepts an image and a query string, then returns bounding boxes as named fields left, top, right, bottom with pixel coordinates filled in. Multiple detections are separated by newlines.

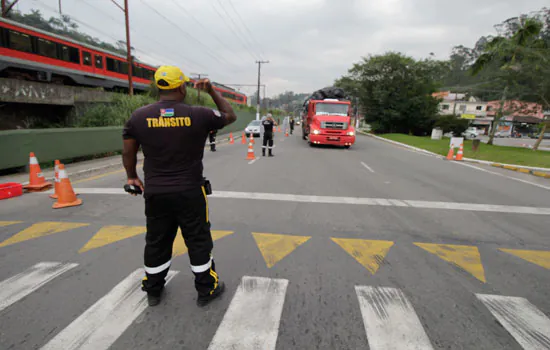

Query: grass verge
left=379, top=134, right=550, bottom=168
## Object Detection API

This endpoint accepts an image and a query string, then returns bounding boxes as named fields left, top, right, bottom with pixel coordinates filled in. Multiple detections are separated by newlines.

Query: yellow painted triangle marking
left=500, top=248, right=550, bottom=270
left=79, top=225, right=146, bottom=253
left=0, top=221, right=23, bottom=227
left=331, top=238, right=394, bottom=274
left=252, top=232, right=311, bottom=268
left=173, top=230, right=234, bottom=257
left=415, top=243, right=486, bottom=282
left=0, top=221, right=89, bottom=248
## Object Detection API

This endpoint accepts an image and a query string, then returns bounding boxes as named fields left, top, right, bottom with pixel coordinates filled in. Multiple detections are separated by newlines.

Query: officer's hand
left=127, top=178, right=144, bottom=196
left=194, top=79, right=214, bottom=94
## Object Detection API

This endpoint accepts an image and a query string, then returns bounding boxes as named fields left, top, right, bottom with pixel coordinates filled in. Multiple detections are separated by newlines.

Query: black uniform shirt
left=123, top=101, right=227, bottom=194
left=262, top=119, right=274, bottom=133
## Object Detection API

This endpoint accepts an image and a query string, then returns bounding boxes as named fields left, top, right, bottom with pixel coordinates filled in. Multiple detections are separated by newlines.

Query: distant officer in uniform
left=122, top=66, right=237, bottom=307
left=261, top=114, right=277, bottom=157
left=289, top=117, right=295, bottom=135
left=208, top=130, right=217, bottom=152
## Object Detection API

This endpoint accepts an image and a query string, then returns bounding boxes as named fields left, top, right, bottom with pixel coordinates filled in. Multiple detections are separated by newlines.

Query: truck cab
left=302, top=99, right=355, bottom=148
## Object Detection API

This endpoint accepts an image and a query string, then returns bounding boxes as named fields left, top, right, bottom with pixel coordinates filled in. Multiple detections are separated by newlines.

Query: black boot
left=197, top=282, right=225, bottom=307
left=147, top=289, right=164, bottom=307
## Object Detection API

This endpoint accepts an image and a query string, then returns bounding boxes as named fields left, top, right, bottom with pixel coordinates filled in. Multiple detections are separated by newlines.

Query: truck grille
left=321, top=122, right=347, bottom=130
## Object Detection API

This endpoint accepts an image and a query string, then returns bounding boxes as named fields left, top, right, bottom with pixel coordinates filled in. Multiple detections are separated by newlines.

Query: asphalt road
left=1, top=131, right=549, bottom=350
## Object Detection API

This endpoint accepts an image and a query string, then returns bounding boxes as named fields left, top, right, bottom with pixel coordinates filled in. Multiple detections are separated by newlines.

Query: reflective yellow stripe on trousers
left=201, top=186, right=209, bottom=223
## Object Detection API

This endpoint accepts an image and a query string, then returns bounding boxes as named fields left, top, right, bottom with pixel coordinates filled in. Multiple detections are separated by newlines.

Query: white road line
left=56, top=189, right=550, bottom=215
left=0, top=262, right=78, bottom=312
left=208, top=276, right=289, bottom=350
left=41, top=269, right=178, bottom=350
left=361, top=161, right=375, bottom=173
left=355, top=286, right=433, bottom=350
left=453, top=161, right=550, bottom=191
left=248, top=158, right=260, bottom=165
left=476, top=294, right=550, bottom=350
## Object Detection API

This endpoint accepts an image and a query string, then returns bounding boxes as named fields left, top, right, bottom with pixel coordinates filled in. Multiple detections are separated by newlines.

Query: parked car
left=529, top=132, right=550, bottom=139
left=244, top=120, right=261, bottom=137
left=462, top=127, right=479, bottom=139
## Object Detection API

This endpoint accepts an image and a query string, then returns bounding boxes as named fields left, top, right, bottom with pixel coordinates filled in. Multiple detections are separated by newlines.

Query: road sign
left=450, top=137, right=464, bottom=148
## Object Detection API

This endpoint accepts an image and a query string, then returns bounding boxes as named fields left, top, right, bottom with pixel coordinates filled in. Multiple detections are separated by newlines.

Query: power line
left=139, top=0, right=237, bottom=71
left=210, top=1, right=258, bottom=61
left=170, top=0, right=248, bottom=64
left=226, top=0, right=265, bottom=59
left=74, top=0, right=208, bottom=72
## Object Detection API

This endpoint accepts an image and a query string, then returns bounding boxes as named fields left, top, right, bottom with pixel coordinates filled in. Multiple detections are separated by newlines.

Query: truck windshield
left=315, top=103, right=348, bottom=116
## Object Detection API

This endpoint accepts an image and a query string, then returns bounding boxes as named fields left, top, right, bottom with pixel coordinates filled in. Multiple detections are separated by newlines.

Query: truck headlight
left=347, top=131, right=355, bottom=136
left=313, top=129, right=320, bottom=135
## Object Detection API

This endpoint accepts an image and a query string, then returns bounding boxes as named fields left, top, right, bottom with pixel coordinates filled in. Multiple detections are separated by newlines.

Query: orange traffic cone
left=246, top=140, right=256, bottom=160
left=23, top=152, right=52, bottom=192
left=52, top=164, right=82, bottom=209
left=278, top=126, right=282, bottom=133
left=250, top=133, right=255, bottom=145
left=229, top=133, right=235, bottom=144
left=49, top=160, right=61, bottom=199
left=285, top=129, right=289, bottom=137
left=241, top=132, right=247, bottom=144
left=456, top=144, right=464, bottom=161
left=446, top=146, right=455, bottom=160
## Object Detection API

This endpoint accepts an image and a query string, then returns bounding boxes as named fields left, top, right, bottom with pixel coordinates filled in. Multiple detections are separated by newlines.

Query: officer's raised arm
left=195, top=79, right=237, bottom=126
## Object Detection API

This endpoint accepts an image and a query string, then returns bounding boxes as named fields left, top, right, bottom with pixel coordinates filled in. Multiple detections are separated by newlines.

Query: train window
left=119, top=61, right=128, bottom=74
left=82, top=51, right=92, bottom=66
left=95, top=55, right=103, bottom=69
left=106, top=57, right=117, bottom=72
left=60, top=45, right=80, bottom=64
left=0, top=28, right=7, bottom=48
left=9, top=30, right=33, bottom=53
left=37, top=38, right=57, bottom=58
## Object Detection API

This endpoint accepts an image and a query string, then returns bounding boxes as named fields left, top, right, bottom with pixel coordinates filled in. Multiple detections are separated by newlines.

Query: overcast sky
left=17, top=0, right=548, bottom=96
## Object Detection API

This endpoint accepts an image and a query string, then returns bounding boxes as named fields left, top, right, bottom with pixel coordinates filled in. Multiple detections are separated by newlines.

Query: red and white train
left=0, top=17, right=247, bottom=104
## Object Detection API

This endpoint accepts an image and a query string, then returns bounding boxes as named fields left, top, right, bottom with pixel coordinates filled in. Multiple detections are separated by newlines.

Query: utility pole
left=58, top=0, right=62, bottom=14
left=256, top=60, right=269, bottom=120
left=110, top=0, right=133, bottom=95
left=2, top=0, right=20, bottom=18
left=191, top=73, right=208, bottom=102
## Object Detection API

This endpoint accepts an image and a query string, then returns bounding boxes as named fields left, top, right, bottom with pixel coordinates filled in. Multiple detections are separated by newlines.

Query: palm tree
left=471, top=18, right=545, bottom=146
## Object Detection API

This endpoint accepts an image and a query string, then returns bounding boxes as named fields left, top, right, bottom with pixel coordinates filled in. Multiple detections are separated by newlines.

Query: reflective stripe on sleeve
left=191, top=257, right=212, bottom=273
left=144, top=260, right=171, bottom=274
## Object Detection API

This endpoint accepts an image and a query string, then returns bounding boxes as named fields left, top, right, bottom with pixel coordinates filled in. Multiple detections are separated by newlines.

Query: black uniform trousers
left=262, top=131, right=274, bottom=155
left=208, top=131, right=217, bottom=151
left=141, top=188, right=218, bottom=297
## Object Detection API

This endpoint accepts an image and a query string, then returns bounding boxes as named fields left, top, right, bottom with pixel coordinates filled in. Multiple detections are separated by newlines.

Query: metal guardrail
left=0, top=111, right=256, bottom=170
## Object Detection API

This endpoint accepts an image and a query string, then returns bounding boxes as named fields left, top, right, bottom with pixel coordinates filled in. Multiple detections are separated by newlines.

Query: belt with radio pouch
left=203, top=178, right=212, bottom=195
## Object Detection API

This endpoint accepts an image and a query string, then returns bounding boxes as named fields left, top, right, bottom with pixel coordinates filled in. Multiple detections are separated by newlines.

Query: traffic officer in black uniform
left=209, top=130, right=217, bottom=152
left=289, top=117, right=295, bottom=135
left=122, top=66, right=237, bottom=307
left=261, top=114, right=277, bottom=157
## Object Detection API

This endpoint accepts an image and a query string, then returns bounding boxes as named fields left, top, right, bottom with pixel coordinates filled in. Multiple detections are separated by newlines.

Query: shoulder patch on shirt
left=212, top=109, right=221, bottom=117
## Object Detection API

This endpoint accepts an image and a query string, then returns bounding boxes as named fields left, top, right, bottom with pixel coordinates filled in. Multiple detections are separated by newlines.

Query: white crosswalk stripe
left=2, top=261, right=550, bottom=350
left=40, top=269, right=178, bottom=350
left=476, top=294, right=550, bottom=350
left=0, top=262, right=78, bottom=312
left=355, top=286, right=434, bottom=350
left=208, top=276, right=289, bottom=350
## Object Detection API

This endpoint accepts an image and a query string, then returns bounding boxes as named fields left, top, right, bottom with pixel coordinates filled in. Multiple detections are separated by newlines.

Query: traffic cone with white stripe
left=49, top=160, right=61, bottom=199
left=249, top=133, right=255, bottom=145
left=456, top=143, right=464, bottom=161
left=446, top=146, right=455, bottom=160
left=246, top=140, right=256, bottom=160
left=23, top=152, right=52, bottom=192
left=285, top=129, right=289, bottom=137
left=241, top=132, right=247, bottom=144
left=229, top=133, right=235, bottom=144
left=52, top=164, right=82, bottom=209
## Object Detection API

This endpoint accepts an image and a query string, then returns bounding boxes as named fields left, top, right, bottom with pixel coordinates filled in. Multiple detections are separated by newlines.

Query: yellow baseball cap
left=154, top=66, right=190, bottom=90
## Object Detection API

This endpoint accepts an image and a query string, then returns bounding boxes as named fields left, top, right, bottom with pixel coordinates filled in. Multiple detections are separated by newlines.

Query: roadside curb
left=490, top=163, right=550, bottom=179
left=359, top=131, right=550, bottom=179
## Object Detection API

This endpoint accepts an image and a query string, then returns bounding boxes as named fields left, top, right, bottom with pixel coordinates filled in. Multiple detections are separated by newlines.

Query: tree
left=472, top=17, right=549, bottom=147
left=337, top=52, right=440, bottom=135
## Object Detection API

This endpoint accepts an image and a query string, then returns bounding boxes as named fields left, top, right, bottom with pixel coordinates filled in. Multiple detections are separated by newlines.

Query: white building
left=437, top=95, right=488, bottom=117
